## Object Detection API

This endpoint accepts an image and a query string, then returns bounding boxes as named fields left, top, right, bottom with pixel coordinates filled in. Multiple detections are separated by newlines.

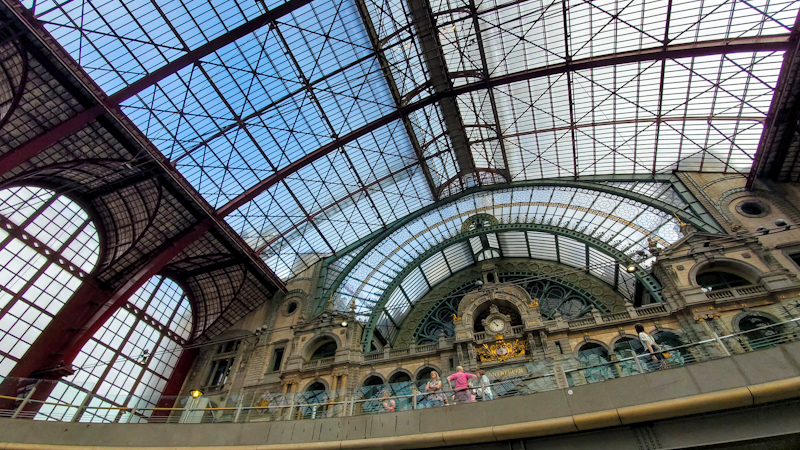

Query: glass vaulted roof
left=27, top=0, right=799, bottom=280
left=331, top=184, right=682, bottom=332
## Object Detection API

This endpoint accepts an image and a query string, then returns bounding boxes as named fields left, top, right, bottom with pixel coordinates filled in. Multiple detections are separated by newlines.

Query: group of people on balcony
left=380, top=367, right=494, bottom=412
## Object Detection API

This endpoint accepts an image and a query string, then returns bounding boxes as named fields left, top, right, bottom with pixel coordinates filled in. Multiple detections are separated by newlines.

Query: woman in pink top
left=447, top=366, right=476, bottom=404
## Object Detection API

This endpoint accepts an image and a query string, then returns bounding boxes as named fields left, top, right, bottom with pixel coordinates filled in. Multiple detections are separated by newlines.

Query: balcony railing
left=302, top=357, right=334, bottom=369
left=705, top=284, right=768, bottom=301
left=7, top=311, right=799, bottom=425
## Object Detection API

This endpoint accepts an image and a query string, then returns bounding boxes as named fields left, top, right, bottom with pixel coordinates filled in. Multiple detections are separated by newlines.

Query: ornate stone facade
left=179, top=173, right=800, bottom=421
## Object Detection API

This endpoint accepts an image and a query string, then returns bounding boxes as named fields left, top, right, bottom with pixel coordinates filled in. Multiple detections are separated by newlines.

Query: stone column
left=284, top=382, right=298, bottom=420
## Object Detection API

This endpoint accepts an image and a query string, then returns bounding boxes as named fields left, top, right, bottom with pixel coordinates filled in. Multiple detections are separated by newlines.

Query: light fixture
left=626, top=264, right=637, bottom=273
left=190, top=390, right=203, bottom=398
left=340, top=321, right=348, bottom=327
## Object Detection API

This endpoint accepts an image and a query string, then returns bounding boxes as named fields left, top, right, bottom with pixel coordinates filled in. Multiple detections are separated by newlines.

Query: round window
left=286, top=301, right=298, bottom=314
left=736, top=200, right=770, bottom=218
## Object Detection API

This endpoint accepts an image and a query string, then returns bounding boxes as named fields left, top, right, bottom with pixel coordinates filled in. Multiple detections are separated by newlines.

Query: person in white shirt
left=477, top=369, right=494, bottom=400
left=635, top=323, right=665, bottom=369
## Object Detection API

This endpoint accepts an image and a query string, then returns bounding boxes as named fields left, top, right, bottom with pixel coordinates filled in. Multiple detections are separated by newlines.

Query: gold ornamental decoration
left=476, top=338, right=528, bottom=362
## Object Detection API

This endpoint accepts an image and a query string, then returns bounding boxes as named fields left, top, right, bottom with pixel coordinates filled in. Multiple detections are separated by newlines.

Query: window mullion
left=77, top=316, right=143, bottom=422
left=116, top=330, right=168, bottom=423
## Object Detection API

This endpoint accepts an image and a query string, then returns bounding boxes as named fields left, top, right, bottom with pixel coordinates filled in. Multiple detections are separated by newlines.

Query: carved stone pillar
left=539, top=330, right=551, bottom=359
left=526, top=332, right=538, bottom=359
left=466, top=343, right=478, bottom=371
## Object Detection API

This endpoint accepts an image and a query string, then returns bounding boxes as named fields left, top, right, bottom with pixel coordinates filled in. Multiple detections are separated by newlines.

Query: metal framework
left=356, top=222, right=663, bottom=349
left=0, top=0, right=798, bottom=381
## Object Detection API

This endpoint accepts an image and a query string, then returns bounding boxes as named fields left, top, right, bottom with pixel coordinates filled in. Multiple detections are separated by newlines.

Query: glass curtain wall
left=0, top=186, right=99, bottom=377
left=38, top=276, right=192, bottom=423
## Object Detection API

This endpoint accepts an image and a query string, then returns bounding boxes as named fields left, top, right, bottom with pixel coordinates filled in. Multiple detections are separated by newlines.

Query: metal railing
left=3, top=307, right=800, bottom=425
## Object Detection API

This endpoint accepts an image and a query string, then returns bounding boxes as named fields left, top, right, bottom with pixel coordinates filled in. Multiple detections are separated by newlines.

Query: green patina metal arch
left=314, top=179, right=719, bottom=317
left=358, top=223, right=664, bottom=351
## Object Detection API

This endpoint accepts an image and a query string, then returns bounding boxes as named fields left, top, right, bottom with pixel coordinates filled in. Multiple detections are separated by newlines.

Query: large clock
left=480, top=304, right=511, bottom=336
left=488, top=318, right=505, bottom=332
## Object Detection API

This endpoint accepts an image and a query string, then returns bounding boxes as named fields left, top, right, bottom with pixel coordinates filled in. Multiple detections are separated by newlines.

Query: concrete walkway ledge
left=2, top=376, right=800, bottom=450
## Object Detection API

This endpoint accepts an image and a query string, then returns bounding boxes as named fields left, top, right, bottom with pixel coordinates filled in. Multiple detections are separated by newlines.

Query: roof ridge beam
left=354, top=0, right=439, bottom=200
left=407, top=0, right=475, bottom=181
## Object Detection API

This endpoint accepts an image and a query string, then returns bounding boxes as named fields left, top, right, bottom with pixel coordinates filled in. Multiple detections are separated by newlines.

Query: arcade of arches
left=4, top=175, right=800, bottom=427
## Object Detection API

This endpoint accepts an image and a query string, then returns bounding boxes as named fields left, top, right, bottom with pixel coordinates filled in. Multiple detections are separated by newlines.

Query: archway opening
left=309, top=338, right=337, bottom=360
left=613, top=337, right=645, bottom=377
left=654, top=331, right=690, bottom=365
left=576, top=342, right=610, bottom=365
left=613, top=337, right=644, bottom=358
left=694, top=261, right=758, bottom=292
left=388, top=372, right=412, bottom=411
left=696, top=272, right=751, bottom=290
left=297, top=382, right=328, bottom=420
left=416, top=367, right=436, bottom=386
left=357, top=376, right=386, bottom=415
left=738, top=315, right=784, bottom=350
left=571, top=342, right=615, bottom=385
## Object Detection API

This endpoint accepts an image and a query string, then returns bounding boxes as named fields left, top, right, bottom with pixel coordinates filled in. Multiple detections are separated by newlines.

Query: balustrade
left=704, top=284, right=768, bottom=301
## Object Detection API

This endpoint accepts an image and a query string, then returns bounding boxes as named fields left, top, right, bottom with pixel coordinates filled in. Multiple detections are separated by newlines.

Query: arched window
left=573, top=343, right=615, bottom=385
left=416, top=367, right=436, bottom=388
left=38, top=275, right=192, bottom=423
left=388, top=372, right=413, bottom=411
left=0, top=186, right=99, bottom=376
left=738, top=315, right=783, bottom=350
left=297, top=382, right=328, bottom=420
left=613, top=337, right=644, bottom=358
left=653, top=331, right=690, bottom=364
left=309, top=339, right=337, bottom=360
left=355, top=376, right=385, bottom=415
left=613, top=337, right=645, bottom=376
left=696, top=271, right=751, bottom=290
left=575, top=343, right=610, bottom=366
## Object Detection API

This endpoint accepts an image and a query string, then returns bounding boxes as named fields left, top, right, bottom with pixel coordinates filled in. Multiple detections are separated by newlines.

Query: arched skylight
left=39, top=275, right=192, bottom=423
left=330, top=185, right=684, bottom=326
left=0, top=186, right=99, bottom=377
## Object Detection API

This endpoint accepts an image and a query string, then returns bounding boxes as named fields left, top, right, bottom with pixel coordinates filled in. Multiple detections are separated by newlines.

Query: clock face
left=489, top=318, right=505, bottom=332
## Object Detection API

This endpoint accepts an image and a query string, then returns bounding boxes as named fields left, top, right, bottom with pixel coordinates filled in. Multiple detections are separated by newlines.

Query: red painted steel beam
left=218, top=36, right=791, bottom=217
left=151, top=347, right=198, bottom=418
left=60, top=218, right=214, bottom=364
left=747, top=12, right=800, bottom=188
left=0, top=0, right=314, bottom=176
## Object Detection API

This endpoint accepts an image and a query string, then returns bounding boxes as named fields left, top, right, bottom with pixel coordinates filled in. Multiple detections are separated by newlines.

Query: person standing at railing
left=447, top=366, right=476, bottom=404
left=636, top=323, right=668, bottom=370
left=424, top=371, right=447, bottom=407
left=476, top=369, right=494, bottom=401
left=380, top=390, right=395, bottom=413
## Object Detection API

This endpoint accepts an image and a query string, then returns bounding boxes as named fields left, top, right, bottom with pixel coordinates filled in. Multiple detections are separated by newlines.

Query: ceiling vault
left=216, top=35, right=791, bottom=217
left=353, top=0, right=440, bottom=201
left=407, top=0, right=476, bottom=187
